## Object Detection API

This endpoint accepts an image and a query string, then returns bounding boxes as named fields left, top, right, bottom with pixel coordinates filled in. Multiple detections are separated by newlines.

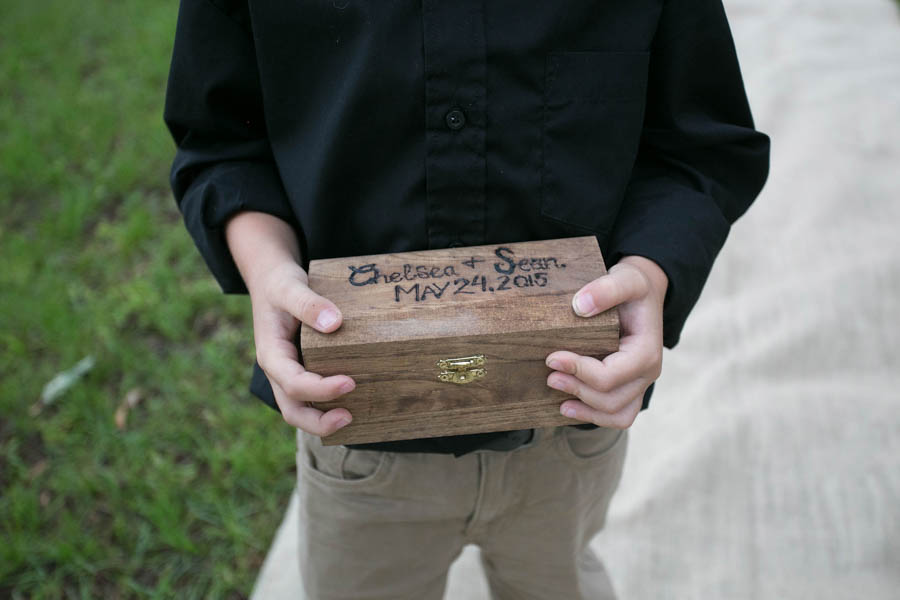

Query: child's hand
left=248, top=260, right=356, bottom=436
left=545, top=255, right=668, bottom=429
left=225, top=211, right=355, bottom=437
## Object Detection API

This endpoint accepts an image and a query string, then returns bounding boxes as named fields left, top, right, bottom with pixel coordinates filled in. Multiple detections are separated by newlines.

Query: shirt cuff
left=607, top=187, right=730, bottom=349
left=177, top=160, right=299, bottom=294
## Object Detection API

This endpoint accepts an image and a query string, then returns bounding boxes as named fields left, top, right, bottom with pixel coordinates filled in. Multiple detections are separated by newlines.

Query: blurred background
left=2, top=1, right=899, bottom=599
left=1, top=2, right=296, bottom=597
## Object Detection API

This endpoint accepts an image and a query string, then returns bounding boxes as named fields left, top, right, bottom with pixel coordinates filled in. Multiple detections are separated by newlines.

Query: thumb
left=275, top=277, right=343, bottom=333
left=571, top=263, right=649, bottom=318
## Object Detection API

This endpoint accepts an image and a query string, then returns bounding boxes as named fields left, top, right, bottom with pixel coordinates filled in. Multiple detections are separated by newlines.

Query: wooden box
left=300, top=236, right=619, bottom=445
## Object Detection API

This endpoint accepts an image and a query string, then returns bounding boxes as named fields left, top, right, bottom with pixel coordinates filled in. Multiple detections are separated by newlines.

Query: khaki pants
left=296, top=425, right=627, bottom=600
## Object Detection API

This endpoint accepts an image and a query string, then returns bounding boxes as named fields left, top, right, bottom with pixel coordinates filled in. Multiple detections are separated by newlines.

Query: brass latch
left=437, top=354, right=486, bottom=385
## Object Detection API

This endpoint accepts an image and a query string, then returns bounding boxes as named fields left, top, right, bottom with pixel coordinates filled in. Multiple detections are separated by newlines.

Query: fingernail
left=339, top=380, right=355, bottom=394
left=547, top=359, right=561, bottom=371
left=316, top=309, right=339, bottom=330
left=572, top=293, right=596, bottom=317
left=561, top=406, right=577, bottom=418
left=336, top=417, right=351, bottom=429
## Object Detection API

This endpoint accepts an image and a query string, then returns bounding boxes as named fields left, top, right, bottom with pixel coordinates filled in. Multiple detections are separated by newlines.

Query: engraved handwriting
left=354, top=246, right=566, bottom=303
left=394, top=283, right=419, bottom=302
left=394, top=282, right=452, bottom=302
left=461, top=256, right=485, bottom=270
left=493, top=246, right=565, bottom=275
left=420, top=281, right=451, bottom=301
left=493, top=247, right=517, bottom=275
left=348, top=263, right=379, bottom=286
left=350, top=263, right=459, bottom=287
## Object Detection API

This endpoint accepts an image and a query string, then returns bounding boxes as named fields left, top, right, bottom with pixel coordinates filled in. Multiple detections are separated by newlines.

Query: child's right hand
left=225, top=211, right=355, bottom=437
left=249, top=261, right=355, bottom=436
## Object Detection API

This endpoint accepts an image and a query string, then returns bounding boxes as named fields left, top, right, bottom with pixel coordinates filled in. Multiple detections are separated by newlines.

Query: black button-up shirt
left=164, top=0, right=769, bottom=455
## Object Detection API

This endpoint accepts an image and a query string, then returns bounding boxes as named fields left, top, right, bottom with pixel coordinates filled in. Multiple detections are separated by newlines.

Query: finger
left=571, top=263, right=649, bottom=317
left=546, top=350, right=638, bottom=393
left=546, top=344, right=661, bottom=392
left=261, top=353, right=355, bottom=403
left=558, top=393, right=643, bottom=430
left=548, top=371, right=648, bottom=414
left=272, top=276, right=343, bottom=333
left=272, top=380, right=353, bottom=436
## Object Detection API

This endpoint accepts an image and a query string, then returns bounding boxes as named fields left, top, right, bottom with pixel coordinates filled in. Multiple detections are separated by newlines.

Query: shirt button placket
left=422, top=0, right=486, bottom=251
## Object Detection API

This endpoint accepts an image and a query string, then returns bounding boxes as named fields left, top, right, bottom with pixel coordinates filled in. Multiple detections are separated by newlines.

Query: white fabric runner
left=252, top=1, right=900, bottom=597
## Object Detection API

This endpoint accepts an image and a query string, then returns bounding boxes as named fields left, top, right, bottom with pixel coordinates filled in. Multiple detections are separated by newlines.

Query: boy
left=165, top=1, right=769, bottom=597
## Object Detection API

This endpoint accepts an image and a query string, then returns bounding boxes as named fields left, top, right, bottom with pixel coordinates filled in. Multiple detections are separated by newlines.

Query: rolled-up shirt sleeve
left=163, top=0, right=300, bottom=294
left=607, top=0, right=771, bottom=349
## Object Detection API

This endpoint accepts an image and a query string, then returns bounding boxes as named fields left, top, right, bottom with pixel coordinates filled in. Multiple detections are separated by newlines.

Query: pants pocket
left=556, top=425, right=627, bottom=464
left=297, top=429, right=393, bottom=489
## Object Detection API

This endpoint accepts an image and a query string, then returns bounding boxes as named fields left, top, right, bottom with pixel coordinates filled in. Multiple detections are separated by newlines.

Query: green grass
left=0, top=2, right=296, bottom=597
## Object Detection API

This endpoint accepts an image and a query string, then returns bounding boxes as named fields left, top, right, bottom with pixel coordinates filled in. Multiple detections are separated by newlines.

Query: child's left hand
left=545, top=255, right=668, bottom=429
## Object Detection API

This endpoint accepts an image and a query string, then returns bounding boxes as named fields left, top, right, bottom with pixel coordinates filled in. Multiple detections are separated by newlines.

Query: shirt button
left=445, top=109, right=466, bottom=131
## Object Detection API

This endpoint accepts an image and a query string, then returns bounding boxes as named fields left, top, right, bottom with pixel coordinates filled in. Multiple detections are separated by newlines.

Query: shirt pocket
left=541, top=51, right=650, bottom=237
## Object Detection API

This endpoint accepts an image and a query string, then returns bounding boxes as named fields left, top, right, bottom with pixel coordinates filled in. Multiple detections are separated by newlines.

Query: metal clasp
left=437, top=354, right=486, bottom=384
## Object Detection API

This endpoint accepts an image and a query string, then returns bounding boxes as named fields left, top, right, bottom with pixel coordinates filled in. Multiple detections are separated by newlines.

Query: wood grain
left=299, top=236, right=620, bottom=445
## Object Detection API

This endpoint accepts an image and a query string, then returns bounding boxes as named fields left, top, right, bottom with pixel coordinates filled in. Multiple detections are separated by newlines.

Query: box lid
left=301, top=236, right=615, bottom=350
